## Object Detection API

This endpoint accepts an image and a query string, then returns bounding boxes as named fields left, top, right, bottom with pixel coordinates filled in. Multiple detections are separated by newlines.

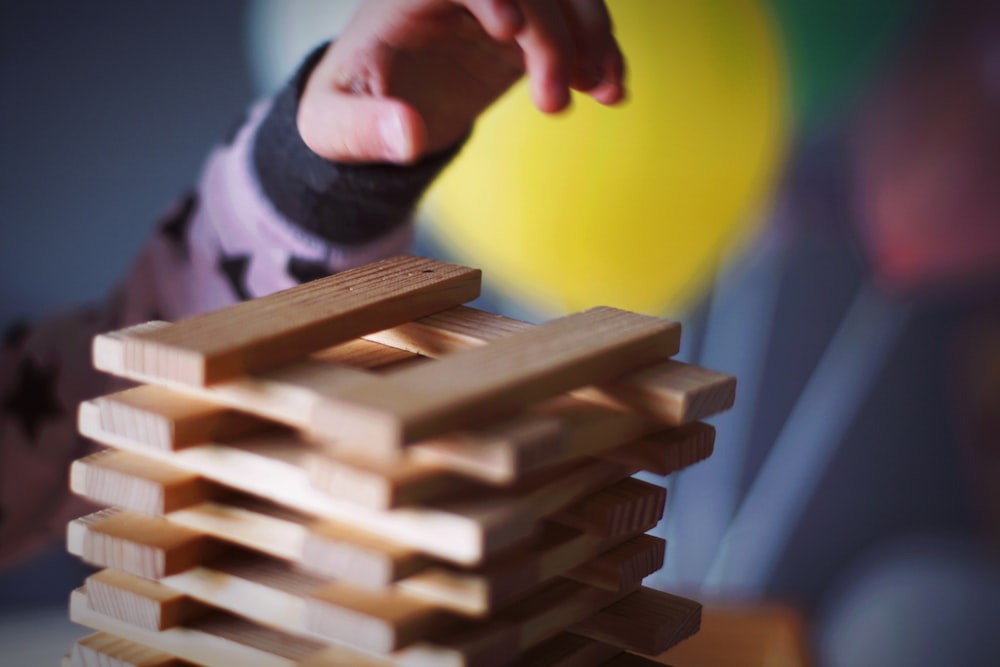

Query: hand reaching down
left=298, top=0, right=626, bottom=164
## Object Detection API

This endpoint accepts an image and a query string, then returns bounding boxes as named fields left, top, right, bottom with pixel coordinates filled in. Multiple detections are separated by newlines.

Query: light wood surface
left=70, top=457, right=664, bottom=616
left=92, top=255, right=481, bottom=386
left=72, top=632, right=194, bottom=667
left=310, top=307, right=681, bottom=454
left=79, top=402, right=639, bottom=565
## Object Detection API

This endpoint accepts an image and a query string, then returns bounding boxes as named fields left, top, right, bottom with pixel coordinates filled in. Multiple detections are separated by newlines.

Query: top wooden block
left=94, top=255, right=481, bottom=386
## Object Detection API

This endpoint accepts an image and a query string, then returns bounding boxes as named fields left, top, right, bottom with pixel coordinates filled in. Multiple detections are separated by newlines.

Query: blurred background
left=2, top=0, right=999, bottom=665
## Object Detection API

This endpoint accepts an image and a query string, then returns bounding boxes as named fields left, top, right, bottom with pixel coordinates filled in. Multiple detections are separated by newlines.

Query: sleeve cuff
left=251, top=43, right=466, bottom=246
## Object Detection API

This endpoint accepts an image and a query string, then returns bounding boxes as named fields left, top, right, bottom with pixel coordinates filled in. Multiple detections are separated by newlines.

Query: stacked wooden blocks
left=64, top=255, right=736, bottom=667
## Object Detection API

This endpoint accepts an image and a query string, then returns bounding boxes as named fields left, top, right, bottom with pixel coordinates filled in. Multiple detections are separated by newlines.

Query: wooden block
left=73, top=528, right=659, bottom=655
left=563, top=536, right=665, bottom=592
left=401, top=520, right=661, bottom=616
left=91, top=383, right=663, bottom=500
left=571, top=589, right=701, bottom=656
left=86, top=569, right=205, bottom=631
left=598, top=424, right=715, bottom=477
left=406, top=397, right=662, bottom=485
left=71, top=450, right=217, bottom=515
left=399, top=578, right=636, bottom=667
left=512, top=634, right=621, bottom=667
left=69, top=457, right=657, bottom=618
left=70, top=588, right=387, bottom=667
left=550, top=478, right=665, bottom=537
left=311, top=307, right=681, bottom=454
left=94, top=385, right=269, bottom=450
left=363, top=305, right=533, bottom=356
left=80, top=401, right=635, bottom=565
left=92, top=255, right=481, bottom=386
left=67, top=508, right=225, bottom=578
left=72, top=632, right=195, bottom=667
left=79, top=571, right=640, bottom=664
left=578, top=360, right=736, bottom=425
left=369, top=307, right=735, bottom=427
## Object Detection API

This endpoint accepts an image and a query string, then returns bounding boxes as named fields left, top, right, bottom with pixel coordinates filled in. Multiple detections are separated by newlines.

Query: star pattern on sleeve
left=287, top=255, right=332, bottom=284
left=160, top=191, right=198, bottom=261
left=2, top=357, right=65, bottom=445
left=218, top=252, right=252, bottom=301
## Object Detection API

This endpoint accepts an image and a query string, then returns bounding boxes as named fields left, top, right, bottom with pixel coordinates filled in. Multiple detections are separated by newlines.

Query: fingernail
left=379, top=112, right=409, bottom=161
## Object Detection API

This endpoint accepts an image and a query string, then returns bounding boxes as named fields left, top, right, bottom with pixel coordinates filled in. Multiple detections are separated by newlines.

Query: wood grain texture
left=71, top=450, right=217, bottom=516
left=92, top=255, right=481, bottom=386
left=550, top=478, right=665, bottom=537
left=94, top=385, right=269, bottom=450
left=598, top=424, right=715, bottom=477
left=88, top=383, right=676, bottom=502
left=86, top=570, right=206, bottom=631
left=68, top=508, right=225, bottom=578
left=577, top=360, right=736, bottom=425
left=72, top=632, right=194, bottom=667
left=311, top=307, right=681, bottom=454
left=571, top=589, right=702, bottom=656
left=563, top=536, right=665, bottom=593
left=69, top=451, right=659, bottom=615
left=70, top=588, right=387, bottom=667
left=365, top=306, right=734, bottom=427
left=80, top=401, right=636, bottom=565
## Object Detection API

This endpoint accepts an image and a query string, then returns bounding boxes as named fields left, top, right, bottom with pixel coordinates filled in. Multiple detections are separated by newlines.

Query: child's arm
left=0, top=0, right=623, bottom=569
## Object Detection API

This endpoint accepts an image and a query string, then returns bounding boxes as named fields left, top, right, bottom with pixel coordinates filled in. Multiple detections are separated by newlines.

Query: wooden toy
left=65, top=256, right=735, bottom=667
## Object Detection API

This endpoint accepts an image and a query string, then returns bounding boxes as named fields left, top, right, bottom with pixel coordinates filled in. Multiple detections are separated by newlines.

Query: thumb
left=297, top=88, right=427, bottom=164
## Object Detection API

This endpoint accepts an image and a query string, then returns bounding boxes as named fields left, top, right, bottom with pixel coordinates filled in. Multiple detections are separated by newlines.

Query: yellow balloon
left=423, top=0, right=788, bottom=315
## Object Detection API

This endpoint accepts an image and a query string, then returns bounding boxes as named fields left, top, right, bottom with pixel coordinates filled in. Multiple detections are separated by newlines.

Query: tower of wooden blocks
left=64, top=254, right=736, bottom=667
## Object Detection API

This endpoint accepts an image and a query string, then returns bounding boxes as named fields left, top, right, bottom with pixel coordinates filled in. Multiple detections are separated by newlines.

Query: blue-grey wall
left=0, top=0, right=253, bottom=327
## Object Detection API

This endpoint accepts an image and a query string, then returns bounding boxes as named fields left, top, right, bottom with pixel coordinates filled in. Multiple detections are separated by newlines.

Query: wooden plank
left=367, top=306, right=735, bottom=426
left=70, top=456, right=661, bottom=616
left=72, top=632, right=195, bottom=667
left=93, top=385, right=269, bottom=450
left=70, top=588, right=385, bottom=667
left=397, top=578, right=636, bottom=667
left=563, top=536, right=665, bottom=593
left=80, top=540, right=656, bottom=659
left=68, top=508, right=226, bottom=578
left=310, top=307, right=681, bottom=454
left=89, top=324, right=727, bottom=486
left=578, top=360, right=735, bottom=426
left=87, top=569, right=205, bottom=630
left=550, top=478, right=665, bottom=537
left=570, top=589, right=701, bottom=656
left=397, top=524, right=662, bottom=615
left=72, top=588, right=640, bottom=667
left=80, top=401, right=635, bottom=565
left=598, top=424, right=715, bottom=477
left=71, top=449, right=218, bottom=515
left=92, top=255, right=481, bottom=386
left=89, top=383, right=667, bottom=496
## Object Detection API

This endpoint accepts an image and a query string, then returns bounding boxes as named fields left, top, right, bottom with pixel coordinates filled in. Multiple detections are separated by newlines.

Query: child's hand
left=297, top=0, right=625, bottom=164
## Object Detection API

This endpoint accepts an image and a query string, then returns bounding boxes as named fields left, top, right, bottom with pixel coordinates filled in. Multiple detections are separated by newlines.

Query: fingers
left=298, top=86, right=428, bottom=164
left=561, top=0, right=625, bottom=105
left=460, top=0, right=625, bottom=113
left=462, top=0, right=525, bottom=41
